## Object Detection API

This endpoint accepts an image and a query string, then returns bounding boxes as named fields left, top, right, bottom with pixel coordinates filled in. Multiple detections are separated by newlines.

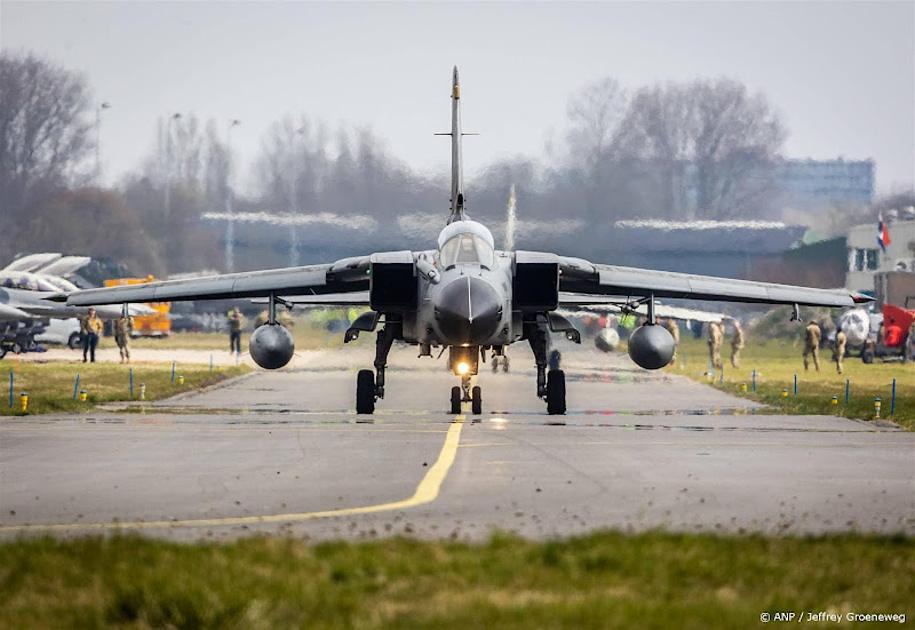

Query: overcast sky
left=2, top=1, right=913, bottom=194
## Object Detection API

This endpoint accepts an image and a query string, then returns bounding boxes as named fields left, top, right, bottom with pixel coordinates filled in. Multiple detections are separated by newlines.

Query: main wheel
left=356, top=369, right=376, bottom=414
left=862, top=348, right=875, bottom=364
left=68, top=332, right=81, bottom=350
left=546, top=369, right=566, bottom=415
left=471, top=385, right=482, bottom=415
left=450, top=386, right=462, bottom=414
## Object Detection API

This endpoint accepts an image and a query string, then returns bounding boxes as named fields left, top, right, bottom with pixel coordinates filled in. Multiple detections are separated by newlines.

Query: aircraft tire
left=450, top=386, right=462, bottom=414
left=68, top=332, right=81, bottom=350
left=471, top=386, right=482, bottom=415
left=356, top=369, right=375, bottom=414
left=546, top=369, right=566, bottom=415
left=862, top=348, right=875, bottom=364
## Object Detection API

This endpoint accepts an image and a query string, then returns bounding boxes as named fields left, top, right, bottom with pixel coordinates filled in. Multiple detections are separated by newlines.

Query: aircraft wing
left=0, top=302, right=32, bottom=322
left=252, top=292, right=371, bottom=306
left=62, top=255, right=376, bottom=306
left=557, top=256, right=872, bottom=308
left=563, top=302, right=728, bottom=324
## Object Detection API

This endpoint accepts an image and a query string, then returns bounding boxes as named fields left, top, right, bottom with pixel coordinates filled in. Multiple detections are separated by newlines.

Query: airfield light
left=456, top=361, right=470, bottom=375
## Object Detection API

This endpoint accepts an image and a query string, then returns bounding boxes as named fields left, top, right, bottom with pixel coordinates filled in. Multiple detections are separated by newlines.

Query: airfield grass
left=672, top=337, right=915, bottom=430
left=0, top=531, right=911, bottom=629
left=129, top=317, right=348, bottom=351
left=0, top=361, right=249, bottom=416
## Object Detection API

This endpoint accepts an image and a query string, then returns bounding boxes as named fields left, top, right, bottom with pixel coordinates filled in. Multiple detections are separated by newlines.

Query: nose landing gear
left=449, top=378, right=482, bottom=415
left=448, top=346, right=482, bottom=415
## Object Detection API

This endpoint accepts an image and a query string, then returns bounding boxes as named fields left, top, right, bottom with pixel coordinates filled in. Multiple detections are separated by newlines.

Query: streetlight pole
left=94, top=102, right=111, bottom=184
left=163, top=112, right=182, bottom=227
left=289, top=125, right=305, bottom=267
left=225, top=118, right=241, bottom=272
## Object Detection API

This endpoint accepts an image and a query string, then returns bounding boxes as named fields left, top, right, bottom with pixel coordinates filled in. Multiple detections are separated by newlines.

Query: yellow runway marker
left=0, top=420, right=465, bottom=534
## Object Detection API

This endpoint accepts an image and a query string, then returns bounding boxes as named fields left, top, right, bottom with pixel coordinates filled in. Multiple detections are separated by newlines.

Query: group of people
left=78, top=308, right=133, bottom=363
left=706, top=319, right=745, bottom=371
left=804, top=320, right=847, bottom=374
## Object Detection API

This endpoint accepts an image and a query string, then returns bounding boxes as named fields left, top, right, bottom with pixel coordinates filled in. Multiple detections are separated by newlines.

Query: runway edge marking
left=0, top=419, right=465, bottom=533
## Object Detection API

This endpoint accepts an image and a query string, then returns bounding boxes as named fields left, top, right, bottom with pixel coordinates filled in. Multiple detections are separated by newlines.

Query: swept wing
left=557, top=257, right=870, bottom=308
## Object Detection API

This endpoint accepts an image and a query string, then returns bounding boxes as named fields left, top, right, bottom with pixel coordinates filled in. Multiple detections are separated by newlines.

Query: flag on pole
left=877, top=213, right=891, bottom=253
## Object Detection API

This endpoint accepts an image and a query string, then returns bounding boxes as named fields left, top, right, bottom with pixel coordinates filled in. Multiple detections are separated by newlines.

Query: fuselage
left=408, top=220, right=517, bottom=349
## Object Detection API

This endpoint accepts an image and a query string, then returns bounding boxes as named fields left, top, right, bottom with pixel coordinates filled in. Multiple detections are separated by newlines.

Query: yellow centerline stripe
left=0, top=419, right=465, bottom=533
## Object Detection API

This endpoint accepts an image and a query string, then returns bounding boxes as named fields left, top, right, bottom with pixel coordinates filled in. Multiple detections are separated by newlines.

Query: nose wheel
left=450, top=376, right=482, bottom=414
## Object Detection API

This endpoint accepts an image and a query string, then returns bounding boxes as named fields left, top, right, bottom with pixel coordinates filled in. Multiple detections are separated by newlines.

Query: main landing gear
left=526, top=318, right=566, bottom=415
left=354, top=321, right=400, bottom=415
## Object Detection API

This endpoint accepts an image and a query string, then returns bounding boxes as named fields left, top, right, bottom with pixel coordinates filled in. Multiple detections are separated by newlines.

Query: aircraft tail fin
left=439, top=66, right=464, bottom=224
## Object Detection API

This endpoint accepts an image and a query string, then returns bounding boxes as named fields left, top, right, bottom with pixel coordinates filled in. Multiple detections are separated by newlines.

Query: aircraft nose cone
left=435, top=277, right=502, bottom=345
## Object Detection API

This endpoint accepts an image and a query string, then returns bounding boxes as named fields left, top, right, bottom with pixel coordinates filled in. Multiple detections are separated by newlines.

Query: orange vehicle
left=103, top=276, right=171, bottom=337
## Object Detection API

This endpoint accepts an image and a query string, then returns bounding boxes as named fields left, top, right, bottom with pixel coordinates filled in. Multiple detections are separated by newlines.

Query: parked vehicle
left=35, top=318, right=81, bottom=349
left=862, top=302, right=915, bottom=363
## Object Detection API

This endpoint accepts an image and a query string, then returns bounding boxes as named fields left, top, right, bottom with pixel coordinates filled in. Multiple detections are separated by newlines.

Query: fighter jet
left=61, top=68, right=872, bottom=415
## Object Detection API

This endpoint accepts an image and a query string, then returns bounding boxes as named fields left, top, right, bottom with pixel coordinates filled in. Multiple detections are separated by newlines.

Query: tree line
left=0, top=50, right=891, bottom=276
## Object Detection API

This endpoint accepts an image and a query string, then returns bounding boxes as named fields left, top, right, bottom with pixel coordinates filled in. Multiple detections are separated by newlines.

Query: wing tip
left=851, top=293, right=875, bottom=304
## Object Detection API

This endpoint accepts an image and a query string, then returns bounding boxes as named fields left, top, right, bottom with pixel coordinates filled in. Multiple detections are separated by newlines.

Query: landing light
left=456, top=361, right=470, bottom=375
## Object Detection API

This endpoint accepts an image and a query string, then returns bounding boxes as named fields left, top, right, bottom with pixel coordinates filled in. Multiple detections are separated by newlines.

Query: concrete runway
left=1, top=346, right=912, bottom=540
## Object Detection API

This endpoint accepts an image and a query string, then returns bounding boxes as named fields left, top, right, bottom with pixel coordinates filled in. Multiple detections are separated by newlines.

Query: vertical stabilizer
left=448, top=66, right=464, bottom=223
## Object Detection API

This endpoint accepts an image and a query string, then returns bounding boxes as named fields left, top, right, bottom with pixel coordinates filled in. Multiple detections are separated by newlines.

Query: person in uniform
left=227, top=307, right=244, bottom=355
left=81, top=307, right=103, bottom=363
left=664, top=318, right=680, bottom=366
left=803, top=320, right=821, bottom=372
left=114, top=313, right=134, bottom=364
left=833, top=329, right=847, bottom=374
left=707, top=321, right=723, bottom=370
left=730, top=320, right=745, bottom=368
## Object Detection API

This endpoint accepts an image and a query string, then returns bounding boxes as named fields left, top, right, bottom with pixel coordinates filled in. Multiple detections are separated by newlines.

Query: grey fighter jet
left=61, top=68, right=872, bottom=415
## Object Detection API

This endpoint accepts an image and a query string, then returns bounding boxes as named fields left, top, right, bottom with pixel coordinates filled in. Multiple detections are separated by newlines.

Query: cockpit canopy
left=437, top=220, right=495, bottom=269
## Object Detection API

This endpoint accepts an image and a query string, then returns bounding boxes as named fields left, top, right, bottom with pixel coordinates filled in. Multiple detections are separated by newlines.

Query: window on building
left=866, top=249, right=879, bottom=271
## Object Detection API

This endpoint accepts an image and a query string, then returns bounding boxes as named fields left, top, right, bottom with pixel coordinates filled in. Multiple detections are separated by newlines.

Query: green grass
left=0, top=362, right=249, bottom=416
left=672, top=337, right=915, bottom=430
left=129, top=317, right=351, bottom=351
left=0, top=532, right=910, bottom=629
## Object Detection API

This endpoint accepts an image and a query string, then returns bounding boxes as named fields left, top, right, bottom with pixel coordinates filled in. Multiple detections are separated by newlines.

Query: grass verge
left=672, top=338, right=914, bottom=430
left=0, top=531, right=911, bottom=629
left=129, top=320, right=347, bottom=351
left=0, top=361, right=249, bottom=416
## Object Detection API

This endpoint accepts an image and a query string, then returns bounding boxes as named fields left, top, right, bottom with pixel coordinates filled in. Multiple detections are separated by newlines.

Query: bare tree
left=565, top=78, right=628, bottom=169
left=610, top=77, right=786, bottom=219
left=690, top=78, right=785, bottom=218
left=0, top=51, right=94, bottom=258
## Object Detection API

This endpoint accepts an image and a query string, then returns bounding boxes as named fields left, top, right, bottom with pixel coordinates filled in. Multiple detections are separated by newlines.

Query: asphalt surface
left=1, top=346, right=912, bottom=541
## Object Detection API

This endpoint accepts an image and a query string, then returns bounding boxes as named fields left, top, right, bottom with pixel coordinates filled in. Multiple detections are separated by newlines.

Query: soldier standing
left=730, top=320, right=745, bottom=368
left=114, top=313, right=134, bottom=364
left=227, top=307, right=244, bottom=355
left=833, top=329, right=847, bottom=374
left=803, top=321, right=821, bottom=372
left=81, top=307, right=103, bottom=363
left=707, top=321, right=723, bottom=370
left=664, top=318, right=680, bottom=365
